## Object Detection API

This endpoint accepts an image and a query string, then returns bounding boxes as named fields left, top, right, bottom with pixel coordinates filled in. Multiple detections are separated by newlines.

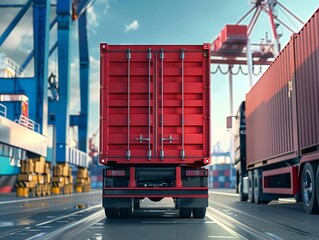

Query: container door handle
left=162, top=135, right=178, bottom=143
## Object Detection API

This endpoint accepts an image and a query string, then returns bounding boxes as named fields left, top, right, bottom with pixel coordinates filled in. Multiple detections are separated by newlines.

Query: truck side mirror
left=226, top=116, right=232, bottom=129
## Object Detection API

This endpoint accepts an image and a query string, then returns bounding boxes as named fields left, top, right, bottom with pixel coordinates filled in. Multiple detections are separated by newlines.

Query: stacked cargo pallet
left=75, top=167, right=91, bottom=193
left=52, top=163, right=73, bottom=194
left=16, top=157, right=51, bottom=197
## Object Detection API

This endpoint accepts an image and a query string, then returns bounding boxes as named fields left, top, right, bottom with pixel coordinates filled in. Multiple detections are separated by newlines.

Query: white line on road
left=265, top=232, right=284, bottom=240
left=206, top=208, right=246, bottom=240
left=208, top=236, right=236, bottom=239
left=209, top=190, right=239, bottom=197
left=0, top=191, right=100, bottom=205
left=25, top=232, right=47, bottom=240
left=36, top=204, right=101, bottom=226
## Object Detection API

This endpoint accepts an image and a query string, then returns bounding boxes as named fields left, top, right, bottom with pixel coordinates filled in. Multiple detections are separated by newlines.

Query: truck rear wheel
left=239, top=176, right=248, bottom=201
left=248, top=171, right=254, bottom=203
left=302, top=163, right=319, bottom=214
left=134, top=198, right=140, bottom=209
left=193, top=208, right=206, bottom=219
left=104, top=208, right=119, bottom=218
left=254, top=169, right=261, bottom=204
left=316, top=166, right=319, bottom=210
left=119, top=208, right=132, bottom=218
left=179, top=208, right=192, bottom=218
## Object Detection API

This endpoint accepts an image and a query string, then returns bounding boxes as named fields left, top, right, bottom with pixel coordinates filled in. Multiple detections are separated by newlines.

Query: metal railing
left=0, top=103, right=6, bottom=117
left=68, top=146, right=92, bottom=168
left=15, top=115, right=40, bottom=132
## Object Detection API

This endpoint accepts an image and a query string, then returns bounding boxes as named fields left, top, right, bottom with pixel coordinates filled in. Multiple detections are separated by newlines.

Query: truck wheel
left=302, top=163, right=319, bottom=214
left=254, top=169, right=261, bottom=204
left=193, top=208, right=206, bottom=219
left=119, top=208, right=132, bottom=218
left=104, top=208, right=119, bottom=218
left=248, top=171, right=254, bottom=203
left=316, top=166, right=319, bottom=209
left=174, top=198, right=180, bottom=209
left=239, top=176, right=248, bottom=201
left=134, top=198, right=140, bottom=209
left=179, top=208, right=192, bottom=218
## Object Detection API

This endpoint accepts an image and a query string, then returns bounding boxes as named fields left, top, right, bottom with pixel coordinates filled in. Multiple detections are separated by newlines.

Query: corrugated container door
left=100, top=44, right=211, bottom=165
left=157, top=46, right=210, bottom=164
left=100, top=46, right=155, bottom=163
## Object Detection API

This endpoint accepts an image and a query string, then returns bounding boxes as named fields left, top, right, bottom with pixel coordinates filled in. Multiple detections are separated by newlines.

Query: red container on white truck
left=234, top=8, right=319, bottom=214
left=99, top=43, right=211, bottom=218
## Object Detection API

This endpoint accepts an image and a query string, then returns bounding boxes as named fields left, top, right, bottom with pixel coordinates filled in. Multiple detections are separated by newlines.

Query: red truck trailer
left=233, top=8, right=319, bottom=214
left=99, top=43, right=211, bottom=218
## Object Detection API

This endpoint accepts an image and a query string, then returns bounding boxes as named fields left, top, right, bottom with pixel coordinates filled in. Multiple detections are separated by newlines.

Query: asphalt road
left=1, top=189, right=319, bottom=240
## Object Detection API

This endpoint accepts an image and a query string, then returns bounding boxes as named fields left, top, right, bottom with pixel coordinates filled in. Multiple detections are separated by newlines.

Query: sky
left=1, top=0, right=319, bottom=155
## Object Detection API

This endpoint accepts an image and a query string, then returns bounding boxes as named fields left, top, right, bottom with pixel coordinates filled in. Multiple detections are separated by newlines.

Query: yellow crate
left=18, top=174, right=33, bottom=182
left=53, top=165, right=63, bottom=176
left=35, top=161, right=45, bottom=174
left=52, top=176, right=63, bottom=183
left=21, top=159, right=35, bottom=173
left=76, top=168, right=88, bottom=179
left=37, top=174, right=44, bottom=184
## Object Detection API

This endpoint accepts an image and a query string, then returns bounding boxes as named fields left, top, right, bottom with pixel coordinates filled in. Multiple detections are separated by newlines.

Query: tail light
left=106, top=170, right=126, bottom=177
left=186, top=169, right=208, bottom=177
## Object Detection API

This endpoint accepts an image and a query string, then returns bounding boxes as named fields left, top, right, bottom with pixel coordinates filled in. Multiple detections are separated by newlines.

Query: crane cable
left=211, top=64, right=263, bottom=76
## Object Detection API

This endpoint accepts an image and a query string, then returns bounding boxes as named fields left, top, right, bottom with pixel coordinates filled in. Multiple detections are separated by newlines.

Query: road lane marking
left=206, top=208, right=245, bottom=240
left=209, top=190, right=239, bottom=197
left=141, top=221, right=177, bottom=224
left=36, top=204, right=101, bottom=226
left=265, top=232, right=284, bottom=240
left=25, top=232, right=47, bottom=240
left=41, top=209, right=105, bottom=240
left=0, top=191, right=100, bottom=205
left=208, top=236, right=235, bottom=239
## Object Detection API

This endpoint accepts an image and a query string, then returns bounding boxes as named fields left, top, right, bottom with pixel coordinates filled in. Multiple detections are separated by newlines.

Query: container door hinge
left=180, top=150, right=185, bottom=160
left=160, top=150, right=164, bottom=160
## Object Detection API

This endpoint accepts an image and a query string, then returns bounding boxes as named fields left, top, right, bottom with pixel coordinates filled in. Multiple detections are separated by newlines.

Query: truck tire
left=253, top=169, right=261, bottom=204
left=179, top=208, right=192, bottom=218
left=105, top=208, right=119, bottom=218
left=193, top=208, right=206, bottom=219
left=134, top=198, right=140, bottom=209
left=119, top=208, right=132, bottom=218
left=239, top=176, right=248, bottom=201
left=248, top=171, right=254, bottom=203
left=316, top=166, right=319, bottom=209
left=302, top=163, right=319, bottom=214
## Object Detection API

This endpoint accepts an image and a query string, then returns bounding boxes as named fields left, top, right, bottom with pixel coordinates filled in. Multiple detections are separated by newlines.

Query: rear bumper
left=102, top=187, right=209, bottom=198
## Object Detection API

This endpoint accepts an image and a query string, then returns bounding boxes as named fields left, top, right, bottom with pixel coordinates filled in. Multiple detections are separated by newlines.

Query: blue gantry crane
left=0, top=0, right=92, bottom=195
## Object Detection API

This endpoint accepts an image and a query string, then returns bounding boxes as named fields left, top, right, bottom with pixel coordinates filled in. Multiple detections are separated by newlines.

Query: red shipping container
left=212, top=25, right=248, bottom=52
left=294, top=9, right=319, bottom=154
left=221, top=25, right=248, bottom=43
left=246, top=8, right=319, bottom=168
left=100, top=44, right=211, bottom=165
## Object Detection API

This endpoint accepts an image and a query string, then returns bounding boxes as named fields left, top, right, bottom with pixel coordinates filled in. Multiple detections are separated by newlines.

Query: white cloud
left=125, top=20, right=139, bottom=32
left=86, top=6, right=99, bottom=28
left=100, top=0, right=110, bottom=15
